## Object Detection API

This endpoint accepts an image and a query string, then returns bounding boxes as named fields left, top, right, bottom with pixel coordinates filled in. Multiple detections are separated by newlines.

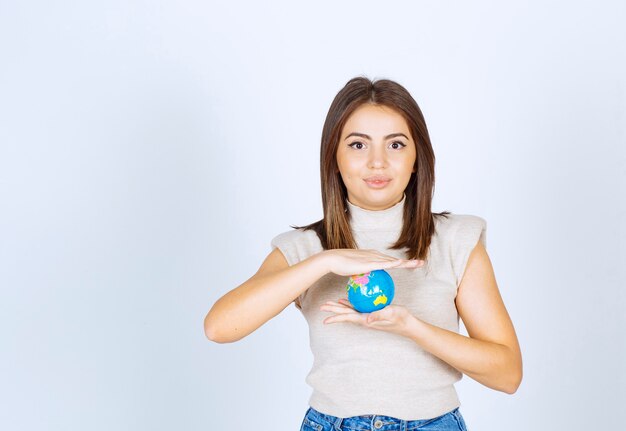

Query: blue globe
left=346, top=269, right=395, bottom=313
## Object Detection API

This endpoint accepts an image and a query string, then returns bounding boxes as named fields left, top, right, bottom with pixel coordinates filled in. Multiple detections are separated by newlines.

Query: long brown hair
left=293, top=76, right=450, bottom=260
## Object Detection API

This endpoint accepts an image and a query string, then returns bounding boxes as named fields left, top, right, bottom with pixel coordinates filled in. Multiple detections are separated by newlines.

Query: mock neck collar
left=346, top=194, right=406, bottom=232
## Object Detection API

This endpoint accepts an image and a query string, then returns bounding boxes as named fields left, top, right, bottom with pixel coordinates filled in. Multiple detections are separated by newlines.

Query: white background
left=1, top=1, right=624, bottom=430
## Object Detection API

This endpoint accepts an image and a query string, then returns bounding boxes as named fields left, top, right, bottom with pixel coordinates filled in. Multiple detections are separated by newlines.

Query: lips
left=364, top=175, right=391, bottom=183
left=364, top=176, right=392, bottom=189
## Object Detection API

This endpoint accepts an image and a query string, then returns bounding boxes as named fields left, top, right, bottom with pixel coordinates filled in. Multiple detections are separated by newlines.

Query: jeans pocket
left=300, top=416, right=324, bottom=431
left=451, top=408, right=468, bottom=431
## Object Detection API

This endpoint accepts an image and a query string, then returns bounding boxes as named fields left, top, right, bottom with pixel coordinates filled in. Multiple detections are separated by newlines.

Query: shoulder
left=435, top=212, right=486, bottom=227
left=270, top=227, right=319, bottom=247
left=437, top=213, right=488, bottom=285
left=435, top=213, right=487, bottom=241
left=270, top=227, right=323, bottom=266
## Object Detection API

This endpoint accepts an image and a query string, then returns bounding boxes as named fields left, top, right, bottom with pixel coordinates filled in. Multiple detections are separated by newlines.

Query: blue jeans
left=299, top=406, right=468, bottom=431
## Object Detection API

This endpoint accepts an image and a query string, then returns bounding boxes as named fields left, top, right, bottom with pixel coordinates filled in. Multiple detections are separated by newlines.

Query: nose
left=368, top=144, right=387, bottom=169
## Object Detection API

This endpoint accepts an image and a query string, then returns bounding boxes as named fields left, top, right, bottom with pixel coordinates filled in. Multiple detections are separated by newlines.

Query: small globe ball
left=346, top=269, right=395, bottom=313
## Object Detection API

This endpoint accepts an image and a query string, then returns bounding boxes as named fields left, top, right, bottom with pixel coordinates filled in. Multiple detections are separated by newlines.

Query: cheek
left=336, top=165, right=349, bottom=180
left=401, top=156, right=417, bottom=174
left=337, top=159, right=359, bottom=180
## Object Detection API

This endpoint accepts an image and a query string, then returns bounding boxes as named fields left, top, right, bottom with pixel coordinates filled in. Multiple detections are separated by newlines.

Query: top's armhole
left=270, top=231, right=304, bottom=310
left=270, top=234, right=296, bottom=267
left=453, top=216, right=487, bottom=287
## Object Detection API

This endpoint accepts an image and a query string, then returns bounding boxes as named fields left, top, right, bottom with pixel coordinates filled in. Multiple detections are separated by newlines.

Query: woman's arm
left=405, top=241, right=523, bottom=394
left=205, top=247, right=421, bottom=344
left=204, top=248, right=328, bottom=343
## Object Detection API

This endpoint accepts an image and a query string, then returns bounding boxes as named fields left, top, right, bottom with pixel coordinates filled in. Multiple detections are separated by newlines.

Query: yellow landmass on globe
left=373, top=294, right=388, bottom=306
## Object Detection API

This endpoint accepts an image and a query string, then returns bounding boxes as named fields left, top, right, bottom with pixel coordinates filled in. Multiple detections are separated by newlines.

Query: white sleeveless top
left=270, top=194, right=487, bottom=420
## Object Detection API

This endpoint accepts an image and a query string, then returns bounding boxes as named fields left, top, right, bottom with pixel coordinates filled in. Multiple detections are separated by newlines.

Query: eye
left=348, top=141, right=365, bottom=150
left=390, top=141, right=406, bottom=149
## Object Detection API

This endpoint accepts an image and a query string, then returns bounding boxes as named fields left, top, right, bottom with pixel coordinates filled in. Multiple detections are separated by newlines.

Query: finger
left=366, top=250, right=402, bottom=261
left=367, top=307, right=393, bottom=320
left=367, top=313, right=380, bottom=324
left=385, top=259, right=425, bottom=269
left=379, top=259, right=406, bottom=269
left=377, top=255, right=405, bottom=263
left=371, top=251, right=415, bottom=262
left=320, top=303, right=357, bottom=314
left=364, top=258, right=400, bottom=267
left=323, top=300, right=353, bottom=308
left=337, top=299, right=355, bottom=309
left=324, top=313, right=366, bottom=325
left=366, top=314, right=394, bottom=326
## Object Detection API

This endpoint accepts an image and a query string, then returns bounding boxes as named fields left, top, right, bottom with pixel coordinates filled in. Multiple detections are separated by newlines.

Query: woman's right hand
left=319, top=249, right=425, bottom=276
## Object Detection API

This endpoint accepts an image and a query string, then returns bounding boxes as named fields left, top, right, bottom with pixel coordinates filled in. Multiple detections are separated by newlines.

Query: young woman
left=204, top=77, right=523, bottom=430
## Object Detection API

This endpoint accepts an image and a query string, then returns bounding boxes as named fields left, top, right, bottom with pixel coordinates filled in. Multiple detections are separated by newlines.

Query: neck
left=347, top=193, right=406, bottom=233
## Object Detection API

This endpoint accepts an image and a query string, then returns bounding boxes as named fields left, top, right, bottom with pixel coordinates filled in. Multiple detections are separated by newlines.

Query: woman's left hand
left=320, top=298, right=416, bottom=338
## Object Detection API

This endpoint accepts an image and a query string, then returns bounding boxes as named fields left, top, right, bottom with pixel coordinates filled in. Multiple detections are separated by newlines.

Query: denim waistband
left=305, top=405, right=461, bottom=431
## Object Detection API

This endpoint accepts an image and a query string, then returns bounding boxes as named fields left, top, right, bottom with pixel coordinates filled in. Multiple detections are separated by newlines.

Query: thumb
left=367, top=312, right=381, bottom=324
left=367, top=307, right=392, bottom=323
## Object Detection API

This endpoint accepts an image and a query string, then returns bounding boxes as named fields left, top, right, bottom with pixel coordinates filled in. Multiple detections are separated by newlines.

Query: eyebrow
left=344, top=132, right=409, bottom=140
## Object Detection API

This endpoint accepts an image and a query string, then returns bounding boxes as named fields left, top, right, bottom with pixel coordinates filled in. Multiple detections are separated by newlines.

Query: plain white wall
left=1, top=1, right=624, bottom=430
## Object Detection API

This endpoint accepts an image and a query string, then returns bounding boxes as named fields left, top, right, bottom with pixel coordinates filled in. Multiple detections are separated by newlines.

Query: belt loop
left=334, top=415, right=343, bottom=431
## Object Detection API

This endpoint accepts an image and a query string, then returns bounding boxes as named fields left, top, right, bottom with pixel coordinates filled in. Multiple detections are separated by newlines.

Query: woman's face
left=336, top=103, right=416, bottom=211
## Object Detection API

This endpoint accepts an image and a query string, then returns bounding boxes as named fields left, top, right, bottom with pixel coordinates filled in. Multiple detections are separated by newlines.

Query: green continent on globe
left=347, top=279, right=360, bottom=292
